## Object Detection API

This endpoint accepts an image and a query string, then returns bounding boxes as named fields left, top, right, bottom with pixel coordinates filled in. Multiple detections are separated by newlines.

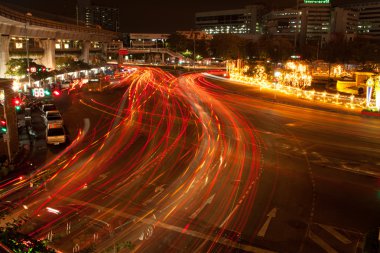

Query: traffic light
left=0, top=120, right=6, bottom=133
left=37, top=67, right=46, bottom=72
left=53, top=90, right=61, bottom=96
left=13, top=97, right=21, bottom=111
left=27, top=67, right=37, bottom=73
left=44, top=89, right=51, bottom=96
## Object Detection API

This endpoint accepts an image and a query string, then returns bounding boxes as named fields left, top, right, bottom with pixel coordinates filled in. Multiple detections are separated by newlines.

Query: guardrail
left=127, top=48, right=186, bottom=59
left=230, top=74, right=371, bottom=110
left=0, top=4, right=119, bottom=38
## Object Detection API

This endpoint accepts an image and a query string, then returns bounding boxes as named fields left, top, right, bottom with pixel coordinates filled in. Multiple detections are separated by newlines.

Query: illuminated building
left=299, top=0, right=332, bottom=43
left=176, top=31, right=213, bottom=40
left=262, top=9, right=301, bottom=38
left=195, top=5, right=265, bottom=35
left=85, top=6, right=119, bottom=32
left=330, top=8, right=358, bottom=40
left=339, top=1, right=380, bottom=38
left=77, top=0, right=119, bottom=32
left=126, top=33, right=170, bottom=48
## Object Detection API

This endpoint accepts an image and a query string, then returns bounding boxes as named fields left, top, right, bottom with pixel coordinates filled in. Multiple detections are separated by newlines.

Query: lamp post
left=193, top=32, right=197, bottom=69
left=294, top=0, right=300, bottom=53
left=25, top=13, right=32, bottom=88
left=1, top=92, right=11, bottom=163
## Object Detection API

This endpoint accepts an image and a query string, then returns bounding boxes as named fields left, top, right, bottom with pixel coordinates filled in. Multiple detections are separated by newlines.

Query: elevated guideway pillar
left=80, top=40, right=91, bottom=63
left=102, top=42, right=108, bottom=55
left=0, top=35, right=10, bottom=78
left=40, top=39, right=56, bottom=70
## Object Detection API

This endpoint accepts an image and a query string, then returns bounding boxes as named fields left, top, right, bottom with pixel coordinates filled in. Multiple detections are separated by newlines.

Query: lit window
left=15, top=42, right=23, bottom=49
left=55, top=43, right=61, bottom=49
left=64, top=44, right=69, bottom=49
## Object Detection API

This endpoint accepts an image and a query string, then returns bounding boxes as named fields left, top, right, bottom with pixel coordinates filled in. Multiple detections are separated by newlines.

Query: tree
left=194, top=39, right=212, bottom=58
left=210, top=34, right=246, bottom=59
left=56, top=57, right=92, bottom=72
left=5, top=58, right=30, bottom=78
left=166, top=33, right=191, bottom=53
left=0, top=217, right=56, bottom=253
left=5, top=58, right=52, bottom=80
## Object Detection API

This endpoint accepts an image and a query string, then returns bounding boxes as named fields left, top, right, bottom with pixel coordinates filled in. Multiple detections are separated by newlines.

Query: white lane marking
left=219, top=204, right=239, bottom=228
left=258, top=208, right=277, bottom=237
left=58, top=194, right=275, bottom=253
left=143, top=185, right=165, bottom=206
left=161, top=221, right=277, bottom=253
left=311, top=152, right=329, bottom=163
left=309, top=230, right=338, bottom=253
left=189, top=194, right=215, bottom=219
left=319, top=224, right=352, bottom=244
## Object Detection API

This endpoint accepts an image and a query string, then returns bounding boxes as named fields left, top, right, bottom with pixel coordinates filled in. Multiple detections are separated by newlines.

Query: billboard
left=304, top=0, right=330, bottom=3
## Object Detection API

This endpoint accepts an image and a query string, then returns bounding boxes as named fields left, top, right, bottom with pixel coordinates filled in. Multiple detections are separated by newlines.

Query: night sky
left=0, top=0, right=371, bottom=33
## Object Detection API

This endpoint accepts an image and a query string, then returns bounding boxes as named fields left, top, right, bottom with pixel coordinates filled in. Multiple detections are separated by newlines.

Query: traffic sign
left=32, top=88, right=45, bottom=98
left=118, top=48, right=128, bottom=55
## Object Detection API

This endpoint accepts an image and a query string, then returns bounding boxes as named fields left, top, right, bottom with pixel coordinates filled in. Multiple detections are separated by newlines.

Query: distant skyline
left=0, top=0, right=373, bottom=33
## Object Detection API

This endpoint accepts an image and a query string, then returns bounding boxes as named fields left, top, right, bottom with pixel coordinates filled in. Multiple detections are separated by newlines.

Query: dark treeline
left=166, top=32, right=380, bottom=63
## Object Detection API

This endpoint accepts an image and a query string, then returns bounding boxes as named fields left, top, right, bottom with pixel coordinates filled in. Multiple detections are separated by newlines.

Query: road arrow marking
left=189, top=194, right=215, bottom=219
left=155, top=185, right=165, bottom=193
left=319, top=224, right=352, bottom=244
left=258, top=208, right=277, bottom=237
left=309, top=230, right=338, bottom=253
left=143, top=185, right=165, bottom=206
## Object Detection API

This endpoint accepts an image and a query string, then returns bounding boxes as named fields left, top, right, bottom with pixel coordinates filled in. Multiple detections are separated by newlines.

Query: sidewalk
left=5, top=108, right=45, bottom=176
left=227, top=78, right=380, bottom=119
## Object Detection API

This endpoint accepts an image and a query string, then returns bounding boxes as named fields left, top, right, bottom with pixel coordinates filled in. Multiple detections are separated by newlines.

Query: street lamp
left=294, top=0, right=300, bottom=53
left=193, top=35, right=195, bottom=69
left=25, top=12, right=32, bottom=88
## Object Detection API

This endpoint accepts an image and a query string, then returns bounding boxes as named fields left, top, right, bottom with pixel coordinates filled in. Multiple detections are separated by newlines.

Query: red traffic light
left=13, top=97, right=21, bottom=106
left=53, top=90, right=61, bottom=96
left=0, top=120, right=6, bottom=133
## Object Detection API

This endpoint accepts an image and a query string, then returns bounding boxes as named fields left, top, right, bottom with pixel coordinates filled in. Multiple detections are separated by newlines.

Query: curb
left=361, top=110, right=380, bottom=118
left=212, top=76, right=373, bottom=119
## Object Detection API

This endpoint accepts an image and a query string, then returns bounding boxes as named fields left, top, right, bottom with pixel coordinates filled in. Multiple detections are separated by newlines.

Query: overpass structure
left=126, top=47, right=187, bottom=63
left=0, top=4, right=120, bottom=77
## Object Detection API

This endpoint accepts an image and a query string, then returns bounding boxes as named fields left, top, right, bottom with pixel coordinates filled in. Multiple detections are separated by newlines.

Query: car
left=41, top=103, right=57, bottom=114
left=61, top=80, right=71, bottom=89
left=46, top=124, right=66, bottom=145
left=44, top=111, right=63, bottom=126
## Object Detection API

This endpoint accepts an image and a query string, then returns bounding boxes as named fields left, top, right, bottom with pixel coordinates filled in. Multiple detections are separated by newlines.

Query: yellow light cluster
left=226, top=60, right=369, bottom=111
left=280, top=61, right=312, bottom=88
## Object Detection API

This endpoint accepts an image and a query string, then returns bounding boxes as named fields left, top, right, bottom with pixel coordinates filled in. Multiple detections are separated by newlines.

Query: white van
left=46, top=124, right=66, bottom=145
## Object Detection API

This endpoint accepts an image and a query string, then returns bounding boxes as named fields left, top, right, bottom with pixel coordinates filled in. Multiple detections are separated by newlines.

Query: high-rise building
left=339, top=1, right=380, bottom=38
left=77, top=0, right=91, bottom=25
left=262, top=9, right=301, bottom=37
left=299, top=0, right=332, bottom=43
left=195, top=5, right=265, bottom=35
left=77, top=0, right=119, bottom=32
left=330, top=7, right=358, bottom=38
left=85, top=6, right=119, bottom=32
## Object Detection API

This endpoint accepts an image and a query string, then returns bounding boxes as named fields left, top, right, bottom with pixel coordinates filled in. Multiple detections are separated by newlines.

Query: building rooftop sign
left=304, top=0, right=330, bottom=3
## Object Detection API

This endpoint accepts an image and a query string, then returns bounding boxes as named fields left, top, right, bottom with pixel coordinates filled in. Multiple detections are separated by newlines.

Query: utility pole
left=2, top=97, right=11, bottom=163
left=25, top=13, right=32, bottom=88
left=76, top=5, right=79, bottom=25
left=294, top=0, right=300, bottom=54
left=193, top=31, right=196, bottom=69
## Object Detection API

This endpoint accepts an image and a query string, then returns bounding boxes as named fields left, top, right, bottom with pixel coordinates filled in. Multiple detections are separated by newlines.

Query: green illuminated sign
left=304, top=0, right=330, bottom=3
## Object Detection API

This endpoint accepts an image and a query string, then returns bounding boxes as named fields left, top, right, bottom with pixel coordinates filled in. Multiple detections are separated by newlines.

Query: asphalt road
left=1, top=67, right=379, bottom=253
